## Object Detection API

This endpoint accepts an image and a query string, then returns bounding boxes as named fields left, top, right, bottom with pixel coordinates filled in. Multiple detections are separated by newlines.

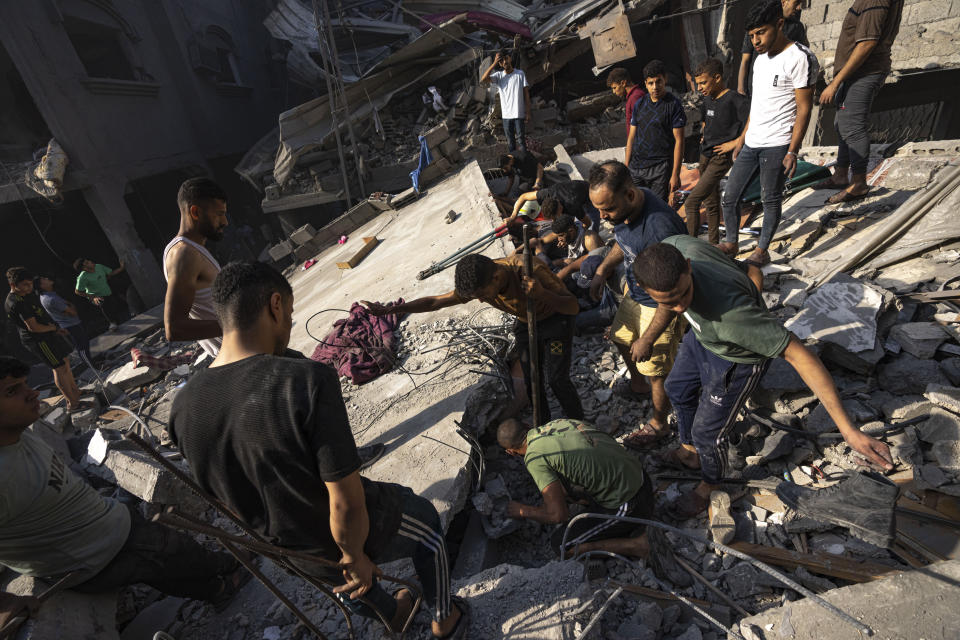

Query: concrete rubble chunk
left=6, top=574, right=119, bottom=640
left=941, top=358, right=960, bottom=386
left=86, top=448, right=194, bottom=505
left=268, top=240, right=293, bottom=261
left=878, top=353, right=947, bottom=395
left=422, top=122, right=450, bottom=148
left=105, top=360, right=164, bottom=391
left=784, top=280, right=884, bottom=353
left=915, top=407, right=960, bottom=444
left=289, top=223, right=316, bottom=246
left=44, top=406, right=70, bottom=432
left=888, top=322, right=949, bottom=359
left=925, top=383, right=960, bottom=415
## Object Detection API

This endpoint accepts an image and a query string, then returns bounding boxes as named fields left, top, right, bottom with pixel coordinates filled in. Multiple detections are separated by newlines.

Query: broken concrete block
left=268, top=240, right=293, bottom=262
left=70, top=407, right=100, bottom=432
left=889, top=322, right=949, bottom=359
left=289, top=224, right=316, bottom=246
left=6, top=575, right=119, bottom=640
left=878, top=353, right=947, bottom=395
left=44, top=406, right=69, bottom=432
left=778, top=278, right=809, bottom=308
left=105, top=360, right=164, bottom=391
left=821, top=337, right=885, bottom=375
left=93, top=448, right=191, bottom=505
left=932, top=439, right=960, bottom=472
left=926, top=384, right=960, bottom=415
left=319, top=174, right=344, bottom=192
left=439, top=136, right=461, bottom=158
left=422, top=122, right=450, bottom=148
left=760, top=358, right=807, bottom=395
left=942, top=358, right=960, bottom=386
left=915, top=407, right=960, bottom=443
left=784, top=280, right=884, bottom=353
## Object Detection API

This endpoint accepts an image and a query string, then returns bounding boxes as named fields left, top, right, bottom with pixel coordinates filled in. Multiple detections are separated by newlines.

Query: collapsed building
left=3, top=0, right=960, bottom=639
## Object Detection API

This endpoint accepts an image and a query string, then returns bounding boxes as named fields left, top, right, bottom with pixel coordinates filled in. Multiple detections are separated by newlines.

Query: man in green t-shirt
left=497, top=418, right=690, bottom=585
left=629, top=236, right=893, bottom=518
left=74, top=258, right=125, bottom=329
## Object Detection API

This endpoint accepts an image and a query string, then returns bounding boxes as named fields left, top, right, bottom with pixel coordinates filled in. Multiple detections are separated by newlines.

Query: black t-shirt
left=169, top=351, right=402, bottom=557
left=537, top=180, right=588, bottom=214
left=4, top=292, right=55, bottom=342
left=510, top=150, right=540, bottom=183
left=701, top=90, right=750, bottom=157
left=628, top=93, right=687, bottom=171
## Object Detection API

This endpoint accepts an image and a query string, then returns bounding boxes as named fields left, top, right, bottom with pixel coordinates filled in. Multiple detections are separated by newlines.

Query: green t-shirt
left=523, top=419, right=646, bottom=510
left=663, top=235, right=790, bottom=363
left=75, top=263, right=112, bottom=297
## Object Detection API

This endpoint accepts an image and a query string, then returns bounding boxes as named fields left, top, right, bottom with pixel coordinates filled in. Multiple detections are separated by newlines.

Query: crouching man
left=169, top=261, right=466, bottom=639
left=497, top=418, right=691, bottom=586
left=0, top=356, right=246, bottom=610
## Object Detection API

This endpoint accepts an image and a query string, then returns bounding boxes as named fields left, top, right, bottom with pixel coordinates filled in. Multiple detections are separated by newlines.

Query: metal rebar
left=673, top=555, right=751, bottom=617
left=573, top=586, right=623, bottom=640
left=559, top=513, right=875, bottom=637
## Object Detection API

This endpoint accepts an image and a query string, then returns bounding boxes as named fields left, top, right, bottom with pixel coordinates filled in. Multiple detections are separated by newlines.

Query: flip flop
left=826, top=189, right=870, bottom=205
left=810, top=178, right=849, bottom=190
left=622, top=423, right=671, bottom=450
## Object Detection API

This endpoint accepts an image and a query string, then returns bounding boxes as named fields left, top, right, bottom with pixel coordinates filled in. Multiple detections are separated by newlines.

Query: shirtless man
left=163, top=178, right=227, bottom=358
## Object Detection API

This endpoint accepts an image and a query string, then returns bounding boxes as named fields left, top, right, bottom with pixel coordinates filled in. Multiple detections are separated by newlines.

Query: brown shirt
left=833, top=0, right=903, bottom=79
left=456, top=254, right=570, bottom=322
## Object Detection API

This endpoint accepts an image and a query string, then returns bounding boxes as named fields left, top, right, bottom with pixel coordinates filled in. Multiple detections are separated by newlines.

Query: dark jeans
left=98, top=294, right=127, bottom=326
left=836, top=72, right=886, bottom=176
left=64, top=323, right=92, bottom=363
left=514, top=314, right=584, bottom=421
left=721, top=143, right=789, bottom=250
left=629, top=160, right=671, bottom=203
left=685, top=152, right=733, bottom=244
left=298, top=488, right=452, bottom=623
left=73, top=505, right=237, bottom=601
left=503, top=118, right=526, bottom=152
left=664, top=332, right=770, bottom=485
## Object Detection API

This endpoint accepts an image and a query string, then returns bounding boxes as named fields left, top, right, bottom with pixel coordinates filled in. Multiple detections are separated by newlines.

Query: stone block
left=290, top=223, right=317, bottom=246
left=70, top=407, right=100, bottom=432
left=105, top=360, right=164, bottom=391
left=268, top=240, right=293, bottom=261
left=96, top=448, right=192, bottom=505
left=926, top=384, right=960, bottom=415
left=439, top=136, right=460, bottom=158
left=422, top=122, right=450, bottom=148
left=878, top=352, right=947, bottom=395
left=889, top=322, right=949, bottom=359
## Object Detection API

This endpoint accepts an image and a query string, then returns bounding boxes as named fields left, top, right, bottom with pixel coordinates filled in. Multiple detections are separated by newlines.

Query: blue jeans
left=721, top=144, right=789, bottom=250
left=503, top=118, right=526, bottom=152
left=664, top=332, right=770, bottom=484
left=836, top=73, right=886, bottom=175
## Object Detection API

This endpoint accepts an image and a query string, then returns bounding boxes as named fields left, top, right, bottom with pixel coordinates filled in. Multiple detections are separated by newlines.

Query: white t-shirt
left=745, top=42, right=819, bottom=148
left=491, top=69, right=529, bottom=120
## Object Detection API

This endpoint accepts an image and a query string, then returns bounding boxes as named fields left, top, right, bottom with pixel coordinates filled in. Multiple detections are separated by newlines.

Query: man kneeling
left=497, top=418, right=690, bottom=586
left=169, top=261, right=465, bottom=638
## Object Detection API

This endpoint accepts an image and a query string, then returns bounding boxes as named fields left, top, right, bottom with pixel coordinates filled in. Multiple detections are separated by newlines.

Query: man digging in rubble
left=170, top=262, right=468, bottom=639
left=506, top=179, right=602, bottom=232
left=0, top=356, right=248, bottom=614
left=364, top=253, right=584, bottom=422
left=586, top=161, right=687, bottom=450
left=628, top=237, right=894, bottom=519
left=496, top=417, right=691, bottom=586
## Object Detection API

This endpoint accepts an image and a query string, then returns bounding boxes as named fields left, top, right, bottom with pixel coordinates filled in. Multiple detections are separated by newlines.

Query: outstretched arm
left=510, top=191, right=539, bottom=220
left=362, top=290, right=463, bottom=316
left=507, top=481, right=569, bottom=524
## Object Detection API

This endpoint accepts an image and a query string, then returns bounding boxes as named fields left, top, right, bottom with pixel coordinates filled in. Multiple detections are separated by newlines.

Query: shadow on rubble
left=366, top=385, right=476, bottom=451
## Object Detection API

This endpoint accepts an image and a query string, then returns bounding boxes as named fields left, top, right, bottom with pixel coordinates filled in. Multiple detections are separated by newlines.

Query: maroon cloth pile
left=310, top=299, right=405, bottom=384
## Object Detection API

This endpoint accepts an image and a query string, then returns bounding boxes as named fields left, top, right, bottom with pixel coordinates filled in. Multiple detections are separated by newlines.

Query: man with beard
left=163, top=177, right=228, bottom=358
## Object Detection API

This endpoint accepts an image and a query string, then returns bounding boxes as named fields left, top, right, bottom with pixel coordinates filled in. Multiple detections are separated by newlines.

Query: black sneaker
left=646, top=527, right=693, bottom=587
left=357, top=443, right=385, bottom=470
left=776, top=472, right=898, bottom=548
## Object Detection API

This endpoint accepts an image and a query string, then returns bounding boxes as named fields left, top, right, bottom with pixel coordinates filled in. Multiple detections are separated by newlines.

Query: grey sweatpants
left=835, top=72, right=886, bottom=175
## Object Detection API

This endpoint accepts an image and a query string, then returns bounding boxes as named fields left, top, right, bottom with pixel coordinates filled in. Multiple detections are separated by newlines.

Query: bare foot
left=746, top=247, right=770, bottom=265
left=431, top=603, right=463, bottom=638
left=389, top=589, right=414, bottom=633
left=717, top=241, right=738, bottom=257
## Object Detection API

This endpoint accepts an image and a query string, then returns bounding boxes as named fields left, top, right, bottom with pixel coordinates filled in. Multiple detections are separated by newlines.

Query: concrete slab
left=738, top=560, right=960, bottom=640
left=284, top=161, right=507, bottom=526
left=785, top=280, right=884, bottom=353
left=105, top=360, right=164, bottom=391
left=5, top=574, right=119, bottom=640
left=89, top=305, right=163, bottom=356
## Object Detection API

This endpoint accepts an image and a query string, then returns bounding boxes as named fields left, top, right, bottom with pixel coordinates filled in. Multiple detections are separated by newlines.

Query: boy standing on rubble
left=624, top=59, right=687, bottom=205
left=606, top=67, right=645, bottom=135
left=627, top=236, right=893, bottom=518
left=481, top=50, right=532, bottom=152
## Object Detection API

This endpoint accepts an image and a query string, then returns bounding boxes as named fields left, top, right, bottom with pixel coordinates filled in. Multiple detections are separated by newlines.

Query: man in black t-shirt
left=169, top=262, right=467, bottom=639
left=686, top=59, right=750, bottom=245
left=498, top=149, right=544, bottom=197
left=507, top=180, right=602, bottom=232
left=738, top=0, right=807, bottom=95
left=4, top=267, right=81, bottom=410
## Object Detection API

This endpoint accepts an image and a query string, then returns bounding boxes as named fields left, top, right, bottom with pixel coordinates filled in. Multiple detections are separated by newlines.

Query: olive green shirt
left=523, top=419, right=646, bottom=510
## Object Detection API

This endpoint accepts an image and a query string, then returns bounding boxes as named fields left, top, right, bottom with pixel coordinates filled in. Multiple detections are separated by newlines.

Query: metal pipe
left=673, top=555, right=751, bottom=617
left=522, top=224, right=542, bottom=427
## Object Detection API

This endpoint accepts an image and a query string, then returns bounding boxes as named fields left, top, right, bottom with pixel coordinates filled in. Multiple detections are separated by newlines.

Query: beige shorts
left=610, top=296, right=684, bottom=378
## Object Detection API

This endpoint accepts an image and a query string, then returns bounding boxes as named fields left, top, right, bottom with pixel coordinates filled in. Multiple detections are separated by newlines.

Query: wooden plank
left=336, top=237, right=380, bottom=269
left=729, top=542, right=902, bottom=583
left=98, top=408, right=131, bottom=423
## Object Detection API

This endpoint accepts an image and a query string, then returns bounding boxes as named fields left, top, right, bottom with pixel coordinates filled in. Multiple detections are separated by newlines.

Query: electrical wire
left=0, top=160, right=69, bottom=266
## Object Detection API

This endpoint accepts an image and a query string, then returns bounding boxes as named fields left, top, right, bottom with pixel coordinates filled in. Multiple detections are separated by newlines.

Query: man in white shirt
left=481, top=50, right=532, bottom=152
left=718, top=0, right=817, bottom=266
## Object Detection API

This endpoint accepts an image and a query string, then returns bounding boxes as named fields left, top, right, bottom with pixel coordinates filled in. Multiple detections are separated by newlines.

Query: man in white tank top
left=163, top=178, right=228, bottom=358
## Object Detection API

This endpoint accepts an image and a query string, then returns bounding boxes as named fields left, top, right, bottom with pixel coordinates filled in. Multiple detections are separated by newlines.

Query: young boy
left=685, top=59, right=750, bottom=245
left=719, top=0, right=817, bottom=265
left=606, top=67, right=646, bottom=135
left=74, top=257, right=126, bottom=329
left=36, top=274, right=92, bottom=364
left=481, top=50, right=532, bottom=152
left=624, top=60, right=687, bottom=205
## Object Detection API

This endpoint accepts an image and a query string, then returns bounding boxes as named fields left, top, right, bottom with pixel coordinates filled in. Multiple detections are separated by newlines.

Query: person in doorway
left=507, top=179, right=601, bottom=232
left=170, top=262, right=467, bottom=639
left=719, top=0, right=817, bottom=266
left=624, top=60, right=687, bottom=205
left=36, top=275, right=92, bottom=364
left=0, top=356, right=249, bottom=608
left=497, top=417, right=691, bottom=584
left=586, top=161, right=686, bottom=449
left=73, top=258, right=125, bottom=330
left=627, top=236, right=894, bottom=518
left=606, top=67, right=646, bottom=134
left=163, top=177, right=227, bottom=358
left=686, top=59, right=750, bottom=245
left=5, top=268, right=81, bottom=411
left=481, top=50, right=532, bottom=152
left=738, top=0, right=808, bottom=96
left=363, top=253, right=584, bottom=422
left=815, top=0, right=903, bottom=204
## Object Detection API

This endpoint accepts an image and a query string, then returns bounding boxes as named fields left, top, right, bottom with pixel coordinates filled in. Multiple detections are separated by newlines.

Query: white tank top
left=162, top=236, right=222, bottom=358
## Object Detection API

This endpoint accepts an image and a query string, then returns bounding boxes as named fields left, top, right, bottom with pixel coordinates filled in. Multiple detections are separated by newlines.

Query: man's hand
left=667, top=175, right=680, bottom=207
left=92, top=297, right=104, bottom=306
left=522, top=275, right=544, bottom=300
left=361, top=301, right=389, bottom=316
left=494, top=52, right=504, bottom=65
left=506, top=501, right=523, bottom=518
left=0, top=591, right=40, bottom=629
left=733, top=138, right=745, bottom=160
left=630, top=338, right=653, bottom=363
left=589, top=274, right=606, bottom=302
left=782, top=152, right=798, bottom=178
left=333, top=553, right=381, bottom=600
left=713, top=139, right=739, bottom=155
left=819, top=82, right=838, bottom=106
left=845, top=430, right=894, bottom=471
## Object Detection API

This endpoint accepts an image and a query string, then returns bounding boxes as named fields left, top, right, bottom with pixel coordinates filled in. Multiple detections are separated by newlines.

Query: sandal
left=657, top=447, right=701, bottom=471
left=811, top=178, right=848, bottom=190
left=436, top=596, right=470, bottom=640
left=826, top=189, right=870, bottom=205
left=622, top=423, right=671, bottom=450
